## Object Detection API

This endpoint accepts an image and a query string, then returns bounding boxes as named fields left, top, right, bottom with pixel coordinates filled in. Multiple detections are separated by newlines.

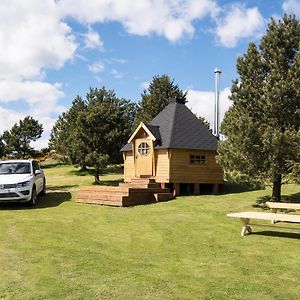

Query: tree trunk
left=94, top=167, right=100, bottom=182
left=80, top=164, right=87, bottom=171
left=272, top=174, right=282, bottom=201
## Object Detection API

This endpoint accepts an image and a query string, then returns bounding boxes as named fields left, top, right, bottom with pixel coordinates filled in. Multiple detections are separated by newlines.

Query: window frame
left=190, top=155, right=206, bottom=165
left=138, top=142, right=150, bottom=156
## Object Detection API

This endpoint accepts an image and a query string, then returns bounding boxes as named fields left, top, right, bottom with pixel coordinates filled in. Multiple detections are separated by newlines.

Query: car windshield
left=0, top=162, right=31, bottom=175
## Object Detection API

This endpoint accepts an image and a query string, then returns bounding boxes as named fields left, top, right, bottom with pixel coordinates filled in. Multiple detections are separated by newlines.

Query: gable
left=127, top=122, right=157, bottom=143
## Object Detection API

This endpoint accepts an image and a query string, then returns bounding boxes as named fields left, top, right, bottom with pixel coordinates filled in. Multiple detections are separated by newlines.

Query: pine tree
left=3, top=116, right=43, bottom=158
left=50, top=87, right=136, bottom=181
left=0, top=135, right=6, bottom=157
left=218, top=15, right=300, bottom=201
left=135, top=74, right=187, bottom=126
left=49, top=96, right=88, bottom=169
left=81, top=87, right=136, bottom=181
left=197, top=116, right=210, bottom=129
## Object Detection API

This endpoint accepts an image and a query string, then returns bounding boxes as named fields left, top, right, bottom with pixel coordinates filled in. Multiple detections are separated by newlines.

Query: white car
left=0, top=159, right=46, bottom=206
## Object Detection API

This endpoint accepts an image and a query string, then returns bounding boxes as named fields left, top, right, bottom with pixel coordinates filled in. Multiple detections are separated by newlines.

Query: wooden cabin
left=120, top=98, right=224, bottom=195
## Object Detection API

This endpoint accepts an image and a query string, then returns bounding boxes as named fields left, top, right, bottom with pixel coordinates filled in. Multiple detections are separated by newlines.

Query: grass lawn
left=0, top=164, right=299, bottom=299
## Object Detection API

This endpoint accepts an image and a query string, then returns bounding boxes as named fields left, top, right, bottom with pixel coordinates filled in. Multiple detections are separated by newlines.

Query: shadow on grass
left=37, top=191, right=71, bottom=208
left=252, top=231, right=300, bottom=239
left=69, top=165, right=124, bottom=177
left=47, top=185, right=79, bottom=191
left=41, top=162, right=69, bottom=169
left=0, top=191, right=71, bottom=210
left=254, top=192, right=300, bottom=209
left=221, top=182, right=262, bottom=195
left=92, top=179, right=122, bottom=186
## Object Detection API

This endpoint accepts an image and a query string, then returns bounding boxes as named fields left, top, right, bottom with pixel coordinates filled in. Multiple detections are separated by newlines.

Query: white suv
left=0, top=159, right=46, bottom=206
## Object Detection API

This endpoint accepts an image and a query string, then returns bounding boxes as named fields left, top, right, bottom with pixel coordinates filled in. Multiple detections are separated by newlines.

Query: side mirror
left=35, top=170, right=42, bottom=176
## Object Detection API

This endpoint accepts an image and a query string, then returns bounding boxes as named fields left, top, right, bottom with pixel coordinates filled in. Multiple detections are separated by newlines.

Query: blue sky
left=0, top=0, right=299, bottom=148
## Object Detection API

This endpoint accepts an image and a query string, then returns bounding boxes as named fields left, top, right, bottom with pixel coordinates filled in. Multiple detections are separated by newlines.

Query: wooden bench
left=227, top=212, right=300, bottom=236
left=266, top=202, right=300, bottom=223
left=266, top=201, right=300, bottom=212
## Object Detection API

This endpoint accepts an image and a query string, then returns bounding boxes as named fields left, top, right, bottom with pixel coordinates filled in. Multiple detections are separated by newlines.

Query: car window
left=32, top=161, right=40, bottom=173
left=0, top=162, right=31, bottom=175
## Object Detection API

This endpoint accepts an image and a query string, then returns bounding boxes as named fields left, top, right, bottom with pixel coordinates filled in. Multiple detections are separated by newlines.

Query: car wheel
left=40, top=179, right=46, bottom=196
left=28, top=186, right=37, bottom=207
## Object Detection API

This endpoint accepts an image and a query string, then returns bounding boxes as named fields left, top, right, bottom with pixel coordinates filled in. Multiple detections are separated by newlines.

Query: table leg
left=240, top=218, right=252, bottom=236
left=271, top=208, right=278, bottom=224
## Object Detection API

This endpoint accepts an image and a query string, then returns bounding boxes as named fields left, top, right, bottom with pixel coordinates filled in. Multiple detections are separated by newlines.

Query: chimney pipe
left=214, top=68, right=221, bottom=138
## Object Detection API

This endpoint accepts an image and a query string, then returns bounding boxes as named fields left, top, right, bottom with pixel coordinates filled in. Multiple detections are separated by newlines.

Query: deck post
left=161, top=182, right=167, bottom=189
left=193, top=183, right=200, bottom=195
left=173, top=183, right=180, bottom=197
left=213, top=184, right=219, bottom=194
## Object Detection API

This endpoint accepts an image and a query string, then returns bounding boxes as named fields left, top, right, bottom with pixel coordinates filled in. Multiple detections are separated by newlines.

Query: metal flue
left=214, top=68, right=221, bottom=138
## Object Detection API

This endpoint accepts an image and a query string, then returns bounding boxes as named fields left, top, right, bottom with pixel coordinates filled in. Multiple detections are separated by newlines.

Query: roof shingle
left=120, top=99, right=218, bottom=152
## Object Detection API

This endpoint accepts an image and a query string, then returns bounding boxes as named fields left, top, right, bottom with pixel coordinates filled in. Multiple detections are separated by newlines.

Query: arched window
left=138, top=142, right=150, bottom=156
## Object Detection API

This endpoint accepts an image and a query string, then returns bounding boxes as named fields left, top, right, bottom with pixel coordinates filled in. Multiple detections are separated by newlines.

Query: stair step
left=80, top=186, right=129, bottom=193
left=130, top=178, right=156, bottom=184
left=76, top=181, right=174, bottom=207
left=128, top=188, right=169, bottom=194
left=77, top=190, right=128, bottom=197
left=122, top=196, right=155, bottom=206
left=77, top=194, right=124, bottom=202
left=77, top=198, right=123, bottom=206
left=119, top=182, right=161, bottom=188
left=154, top=193, right=173, bottom=202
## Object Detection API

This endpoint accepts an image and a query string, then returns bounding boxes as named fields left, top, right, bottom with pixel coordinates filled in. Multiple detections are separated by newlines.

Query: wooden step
left=77, top=190, right=128, bottom=197
left=128, top=188, right=169, bottom=195
left=76, top=182, right=175, bottom=207
left=122, top=196, right=156, bottom=207
left=130, top=178, right=156, bottom=184
left=79, top=186, right=129, bottom=193
left=154, top=193, right=173, bottom=202
left=77, top=198, right=123, bottom=206
left=119, top=182, right=161, bottom=188
left=77, top=193, right=124, bottom=202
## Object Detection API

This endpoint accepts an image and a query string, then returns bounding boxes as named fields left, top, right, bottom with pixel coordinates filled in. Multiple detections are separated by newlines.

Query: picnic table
left=227, top=211, right=300, bottom=236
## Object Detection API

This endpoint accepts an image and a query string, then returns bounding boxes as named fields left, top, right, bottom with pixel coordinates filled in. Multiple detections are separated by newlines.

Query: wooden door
left=135, top=139, right=153, bottom=177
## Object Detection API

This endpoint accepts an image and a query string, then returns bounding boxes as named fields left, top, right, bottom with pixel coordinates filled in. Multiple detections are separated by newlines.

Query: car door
left=32, top=161, right=43, bottom=193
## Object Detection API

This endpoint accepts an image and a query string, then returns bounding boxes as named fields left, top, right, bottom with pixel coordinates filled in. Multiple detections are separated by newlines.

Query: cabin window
left=138, top=142, right=150, bottom=156
left=190, top=155, right=206, bottom=164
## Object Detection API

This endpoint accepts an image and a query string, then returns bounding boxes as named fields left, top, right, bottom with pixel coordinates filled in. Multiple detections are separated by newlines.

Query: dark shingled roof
left=120, top=99, right=218, bottom=152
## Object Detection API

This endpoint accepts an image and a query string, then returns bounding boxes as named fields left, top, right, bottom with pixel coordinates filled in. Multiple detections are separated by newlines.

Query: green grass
left=0, top=165, right=299, bottom=299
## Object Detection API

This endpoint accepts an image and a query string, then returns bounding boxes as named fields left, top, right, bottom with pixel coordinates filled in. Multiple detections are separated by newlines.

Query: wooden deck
left=76, top=178, right=174, bottom=207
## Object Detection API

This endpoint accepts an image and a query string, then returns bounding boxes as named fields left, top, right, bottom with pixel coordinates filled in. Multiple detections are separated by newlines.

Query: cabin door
left=135, top=139, right=153, bottom=177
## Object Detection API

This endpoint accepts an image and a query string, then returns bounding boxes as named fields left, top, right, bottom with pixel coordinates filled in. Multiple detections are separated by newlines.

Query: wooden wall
left=169, top=149, right=223, bottom=184
left=154, top=149, right=170, bottom=182
left=123, top=149, right=170, bottom=182
left=123, top=148, right=223, bottom=184
left=123, top=151, right=135, bottom=182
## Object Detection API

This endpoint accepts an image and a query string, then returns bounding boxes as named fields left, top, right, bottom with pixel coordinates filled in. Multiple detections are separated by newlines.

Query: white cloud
left=0, top=106, right=59, bottom=149
left=83, top=27, right=104, bottom=50
left=215, top=5, right=264, bottom=47
left=105, top=58, right=127, bottom=64
left=186, top=87, right=232, bottom=129
left=0, top=80, right=64, bottom=105
left=0, top=0, right=77, bottom=149
left=88, top=61, right=105, bottom=73
left=0, top=106, right=25, bottom=133
left=283, top=0, right=300, bottom=15
left=58, top=0, right=219, bottom=42
left=0, top=0, right=77, bottom=81
left=111, top=69, right=124, bottom=79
